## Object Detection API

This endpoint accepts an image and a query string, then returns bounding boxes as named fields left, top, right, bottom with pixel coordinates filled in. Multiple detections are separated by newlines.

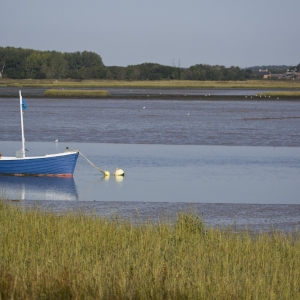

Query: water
left=0, top=87, right=291, bottom=98
left=1, top=141, right=299, bottom=205
left=1, top=98, right=300, bottom=146
left=1, top=98, right=299, bottom=231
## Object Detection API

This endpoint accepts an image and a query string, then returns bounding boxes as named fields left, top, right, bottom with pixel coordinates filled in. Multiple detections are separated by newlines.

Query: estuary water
left=1, top=141, right=299, bottom=205
left=1, top=98, right=300, bottom=146
left=0, top=97, right=299, bottom=231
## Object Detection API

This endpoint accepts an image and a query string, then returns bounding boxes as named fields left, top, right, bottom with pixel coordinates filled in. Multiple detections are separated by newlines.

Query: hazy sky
left=1, top=0, right=299, bottom=68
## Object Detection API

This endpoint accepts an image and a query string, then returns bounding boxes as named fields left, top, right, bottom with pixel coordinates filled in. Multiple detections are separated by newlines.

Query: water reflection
left=114, top=176, right=124, bottom=183
left=0, top=176, right=78, bottom=201
left=103, top=176, right=110, bottom=182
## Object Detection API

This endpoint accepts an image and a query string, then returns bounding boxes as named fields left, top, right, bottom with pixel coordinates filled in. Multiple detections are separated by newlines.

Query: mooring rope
left=79, top=151, right=109, bottom=176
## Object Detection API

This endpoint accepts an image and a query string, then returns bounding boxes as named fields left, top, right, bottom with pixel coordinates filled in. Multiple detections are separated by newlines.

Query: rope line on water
left=79, top=151, right=109, bottom=176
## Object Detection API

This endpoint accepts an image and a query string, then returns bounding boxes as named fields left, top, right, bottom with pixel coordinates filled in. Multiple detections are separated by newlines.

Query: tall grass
left=1, top=78, right=300, bottom=89
left=44, top=89, right=110, bottom=98
left=0, top=200, right=299, bottom=299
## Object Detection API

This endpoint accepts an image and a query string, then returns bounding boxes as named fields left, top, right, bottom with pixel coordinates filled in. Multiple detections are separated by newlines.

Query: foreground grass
left=1, top=78, right=300, bottom=89
left=0, top=200, right=299, bottom=299
left=44, top=89, right=110, bottom=98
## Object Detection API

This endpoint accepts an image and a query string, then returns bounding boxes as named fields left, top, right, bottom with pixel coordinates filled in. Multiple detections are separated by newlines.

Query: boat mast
left=19, top=90, right=25, bottom=158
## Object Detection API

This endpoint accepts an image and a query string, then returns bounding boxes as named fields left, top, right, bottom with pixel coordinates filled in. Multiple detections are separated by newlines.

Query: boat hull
left=0, top=151, right=79, bottom=177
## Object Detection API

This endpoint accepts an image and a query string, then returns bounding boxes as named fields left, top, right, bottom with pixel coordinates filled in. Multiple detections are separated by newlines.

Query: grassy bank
left=265, top=91, right=300, bottom=97
left=0, top=201, right=299, bottom=299
left=1, top=78, right=300, bottom=89
left=44, top=89, right=110, bottom=98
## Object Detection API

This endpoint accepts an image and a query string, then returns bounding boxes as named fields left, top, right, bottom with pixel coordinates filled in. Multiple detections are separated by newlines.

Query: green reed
left=44, top=89, right=110, bottom=98
left=0, top=200, right=299, bottom=299
left=1, top=78, right=300, bottom=89
left=265, top=91, right=300, bottom=97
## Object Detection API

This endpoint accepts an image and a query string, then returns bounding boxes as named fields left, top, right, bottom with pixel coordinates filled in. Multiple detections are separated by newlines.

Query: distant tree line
left=105, top=63, right=254, bottom=81
left=1, top=46, right=297, bottom=81
left=0, top=47, right=105, bottom=79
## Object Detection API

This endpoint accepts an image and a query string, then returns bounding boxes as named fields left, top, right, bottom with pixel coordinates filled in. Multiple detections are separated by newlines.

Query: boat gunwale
left=0, top=150, right=79, bottom=161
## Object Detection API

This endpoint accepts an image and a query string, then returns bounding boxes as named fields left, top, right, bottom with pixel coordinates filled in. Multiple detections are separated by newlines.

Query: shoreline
left=8, top=200, right=300, bottom=234
left=0, top=88, right=300, bottom=100
left=3, top=95, right=300, bottom=100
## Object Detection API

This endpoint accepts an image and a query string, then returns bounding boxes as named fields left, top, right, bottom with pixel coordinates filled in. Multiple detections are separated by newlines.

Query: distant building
left=272, top=69, right=298, bottom=79
left=272, top=73, right=286, bottom=79
left=256, top=69, right=271, bottom=79
left=262, top=69, right=299, bottom=80
left=286, top=69, right=298, bottom=79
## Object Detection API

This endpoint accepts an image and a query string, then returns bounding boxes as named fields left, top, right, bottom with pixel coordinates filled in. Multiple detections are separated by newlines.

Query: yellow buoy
left=114, top=168, right=125, bottom=176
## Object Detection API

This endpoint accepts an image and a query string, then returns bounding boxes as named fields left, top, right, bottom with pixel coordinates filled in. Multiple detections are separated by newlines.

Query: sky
left=1, top=0, right=299, bottom=68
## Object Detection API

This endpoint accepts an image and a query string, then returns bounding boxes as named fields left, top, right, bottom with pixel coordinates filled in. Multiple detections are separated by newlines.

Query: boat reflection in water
left=0, top=175, right=78, bottom=201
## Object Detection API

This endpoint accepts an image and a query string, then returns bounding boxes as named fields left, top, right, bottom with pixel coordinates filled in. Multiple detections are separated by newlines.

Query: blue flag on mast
left=22, top=98, right=27, bottom=110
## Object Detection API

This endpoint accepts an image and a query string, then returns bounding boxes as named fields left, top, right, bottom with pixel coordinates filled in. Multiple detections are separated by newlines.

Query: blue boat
left=0, top=91, right=79, bottom=177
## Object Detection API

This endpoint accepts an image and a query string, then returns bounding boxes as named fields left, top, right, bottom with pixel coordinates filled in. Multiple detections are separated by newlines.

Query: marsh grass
left=0, top=200, right=300, bottom=299
left=1, top=78, right=300, bottom=89
left=265, top=91, right=300, bottom=97
left=44, top=89, right=110, bottom=98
